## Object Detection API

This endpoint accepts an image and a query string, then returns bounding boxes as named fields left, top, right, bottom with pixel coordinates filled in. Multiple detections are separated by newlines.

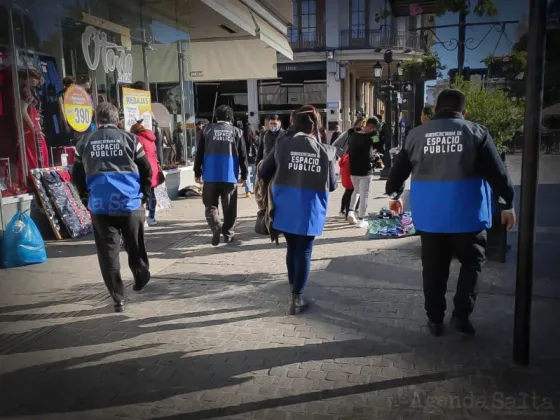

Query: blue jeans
left=245, top=164, right=255, bottom=193
left=284, top=233, right=315, bottom=294
left=148, top=188, right=157, bottom=219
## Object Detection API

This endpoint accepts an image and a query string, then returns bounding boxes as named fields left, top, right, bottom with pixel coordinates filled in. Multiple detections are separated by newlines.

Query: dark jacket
left=258, top=133, right=337, bottom=237
left=386, top=111, right=515, bottom=233
left=194, top=121, right=248, bottom=183
left=347, top=131, right=377, bottom=176
left=72, top=124, right=152, bottom=215
left=257, top=128, right=285, bottom=164
left=330, top=130, right=341, bottom=145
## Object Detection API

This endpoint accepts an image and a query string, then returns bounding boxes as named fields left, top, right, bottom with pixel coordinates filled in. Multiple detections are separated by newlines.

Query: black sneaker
left=211, top=226, right=222, bottom=246
left=223, top=235, right=235, bottom=244
left=427, top=321, right=445, bottom=337
left=450, top=315, right=476, bottom=336
left=114, top=301, right=125, bottom=313
left=288, top=293, right=309, bottom=315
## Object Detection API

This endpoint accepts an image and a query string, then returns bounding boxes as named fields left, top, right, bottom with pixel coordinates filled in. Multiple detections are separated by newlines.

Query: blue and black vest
left=272, top=133, right=336, bottom=237
left=75, top=125, right=145, bottom=215
left=405, top=116, right=493, bottom=233
left=202, top=122, right=243, bottom=183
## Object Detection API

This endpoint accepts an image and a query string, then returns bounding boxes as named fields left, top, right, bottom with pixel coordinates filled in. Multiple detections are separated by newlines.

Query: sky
left=430, top=0, right=529, bottom=79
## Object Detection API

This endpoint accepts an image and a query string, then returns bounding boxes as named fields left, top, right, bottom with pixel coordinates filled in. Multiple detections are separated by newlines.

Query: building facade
left=253, top=0, right=434, bottom=131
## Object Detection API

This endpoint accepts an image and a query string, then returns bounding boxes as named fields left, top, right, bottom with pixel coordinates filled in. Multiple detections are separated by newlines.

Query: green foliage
left=451, top=77, right=524, bottom=152
left=402, top=52, right=447, bottom=81
left=375, top=0, right=498, bottom=22
left=483, top=50, right=527, bottom=78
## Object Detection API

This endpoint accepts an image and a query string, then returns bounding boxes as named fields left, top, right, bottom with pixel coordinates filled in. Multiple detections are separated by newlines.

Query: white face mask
left=269, top=126, right=280, bottom=133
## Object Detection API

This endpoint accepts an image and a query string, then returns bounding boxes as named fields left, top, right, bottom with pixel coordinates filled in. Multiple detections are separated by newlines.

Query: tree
left=452, top=77, right=524, bottom=152
left=376, top=0, right=498, bottom=22
left=402, top=52, right=447, bottom=81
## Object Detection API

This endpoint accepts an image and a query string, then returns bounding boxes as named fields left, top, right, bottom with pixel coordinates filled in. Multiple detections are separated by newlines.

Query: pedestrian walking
left=130, top=120, right=160, bottom=226
left=258, top=105, right=337, bottom=315
left=346, top=117, right=382, bottom=226
left=385, top=89, right=516, bottom=337
left=72, top=102, right=153, bottom=313
left=194, top=105, right=248, bottom=246
left=256, top=115, right=284, bottom=165
left=243, top=121, right=258, bottom=198
left=330, top=123, right=341, bottom=145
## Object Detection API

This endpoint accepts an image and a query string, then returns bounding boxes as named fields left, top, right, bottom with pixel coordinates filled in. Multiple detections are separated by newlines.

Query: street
left=0, top=155, right=559, bottom=420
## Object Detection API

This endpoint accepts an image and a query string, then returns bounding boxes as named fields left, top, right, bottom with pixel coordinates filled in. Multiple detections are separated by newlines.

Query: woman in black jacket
left=346, top=117, right=381, bottom=225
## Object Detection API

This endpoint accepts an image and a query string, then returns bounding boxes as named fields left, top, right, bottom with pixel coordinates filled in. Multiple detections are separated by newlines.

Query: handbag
left=156, top=165, right=166, bottom=186
left=254, top=209, right=269, bottom=236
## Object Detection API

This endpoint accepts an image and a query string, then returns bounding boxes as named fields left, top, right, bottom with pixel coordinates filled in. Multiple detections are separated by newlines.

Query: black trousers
left=420, top=230, right=487, bottom=323
left=340, top=188, right=359, bottom=217
left=202, top=182, right=238, bottom=239
left=92, top=209, right=150, bottom=304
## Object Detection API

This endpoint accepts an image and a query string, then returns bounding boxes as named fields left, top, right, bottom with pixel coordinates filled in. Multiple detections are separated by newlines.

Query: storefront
left=0, top=0, right=293, bottom=238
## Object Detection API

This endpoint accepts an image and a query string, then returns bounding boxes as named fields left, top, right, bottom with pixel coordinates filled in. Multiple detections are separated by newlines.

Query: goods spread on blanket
left=367, top=208, right=416, bottom=239
left=30, top=168, right=92, bottom=239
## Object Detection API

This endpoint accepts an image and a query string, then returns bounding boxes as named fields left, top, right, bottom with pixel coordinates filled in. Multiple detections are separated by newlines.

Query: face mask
left=270, top=126, right=280, bottom=133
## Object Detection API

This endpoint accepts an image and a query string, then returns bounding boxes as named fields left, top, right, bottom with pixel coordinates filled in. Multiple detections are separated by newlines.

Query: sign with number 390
left=63, top=85, right=93, bottom=133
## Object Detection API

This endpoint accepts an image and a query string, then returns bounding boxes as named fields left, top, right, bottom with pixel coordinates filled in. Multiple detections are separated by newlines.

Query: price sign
left=63, top=85, right=93, bottom=133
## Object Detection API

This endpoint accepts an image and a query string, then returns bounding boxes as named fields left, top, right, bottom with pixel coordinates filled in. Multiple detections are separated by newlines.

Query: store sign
left=81, top=26, right=133, bottom=84
left=63, top=85, right=93, bottom=133
left=326, top=102, right=339, bottom=109
left=122, top=88, right=153, bottom=132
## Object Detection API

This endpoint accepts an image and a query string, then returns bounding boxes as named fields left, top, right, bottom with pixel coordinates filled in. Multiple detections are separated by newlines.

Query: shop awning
left=199, top=0, right=293, bottom=60
left=131, top=39, right=278, bottom=83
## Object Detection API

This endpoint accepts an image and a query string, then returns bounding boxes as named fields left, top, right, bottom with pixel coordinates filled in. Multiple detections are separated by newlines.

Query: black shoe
left=223, top=235, right=235, bottom=243
left=211, top=226, right=222, bottom=246
left=288, top=293, right=309, bottom=315
left=114, top=301, right=125, bottom=313
left=133, top=274, right=151, bottom=291
left=427, top=321, right=445, bottom=337
left=450, top=315, right=476, bottom=336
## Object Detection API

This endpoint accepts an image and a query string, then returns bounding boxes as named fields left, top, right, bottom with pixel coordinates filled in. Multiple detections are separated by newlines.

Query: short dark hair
left=131, top=81, right=147, bottom=90
left=292, top=105, right=322, bottom=136
left=366, top=117, right=379, bottom=127
left=375, top=114, right=383, bottom=120
left=268, top=114, right=280, bottom=121
left=215, top=105, right=234, bottom=122
left=435, top=89, right=466, bottom=113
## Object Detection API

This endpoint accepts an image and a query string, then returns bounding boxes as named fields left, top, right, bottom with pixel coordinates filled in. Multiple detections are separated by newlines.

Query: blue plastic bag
left=1, top=211, right=47, bottom=268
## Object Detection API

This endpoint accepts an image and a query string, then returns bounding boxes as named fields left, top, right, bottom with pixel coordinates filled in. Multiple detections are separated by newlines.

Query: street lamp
left=373, top=61, right=383, bottom=79
left=397, top=61, right=404, bottom=77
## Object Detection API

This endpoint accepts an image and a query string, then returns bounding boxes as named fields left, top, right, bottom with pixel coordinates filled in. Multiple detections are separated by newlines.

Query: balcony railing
left=339, top=29, right=425, bottom=51
left=288, top=31, right=326, bottom=52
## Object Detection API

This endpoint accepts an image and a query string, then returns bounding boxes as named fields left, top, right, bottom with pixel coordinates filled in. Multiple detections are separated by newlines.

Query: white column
left=327, top=69, right=341, bottom=125
left=350, top=72, right=356, bottom=123
left=369, top=84, right=375, bottom=117
left=357, top=81, right=365, bottom=113
left=247, top=79, right=259, bottom=128
left=343, top=67, right=351, bottom=130
left=364, top=83, right=370, bottom=116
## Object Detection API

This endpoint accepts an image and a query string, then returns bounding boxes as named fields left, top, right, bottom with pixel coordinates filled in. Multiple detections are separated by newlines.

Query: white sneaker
left=347, top=211, right=358, bottom=225
left=358, top=219, right=369, bottom=229
left=338, top=212, right=346, bottom=218
left=147, top=217, right=158, bottom=226
left=144, top=220, right=149, bottom=228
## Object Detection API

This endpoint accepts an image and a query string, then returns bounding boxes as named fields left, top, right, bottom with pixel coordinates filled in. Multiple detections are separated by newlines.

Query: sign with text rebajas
left=122, top=88, right=153, bottom=132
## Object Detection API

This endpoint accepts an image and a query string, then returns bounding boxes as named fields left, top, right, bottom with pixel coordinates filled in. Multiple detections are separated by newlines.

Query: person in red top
left=131, top=120, right=160, bottom=226
left=338, top=153, right=359, bottom=220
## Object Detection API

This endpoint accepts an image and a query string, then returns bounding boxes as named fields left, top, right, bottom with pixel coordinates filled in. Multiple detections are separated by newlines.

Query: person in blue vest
left=259, top=105, right=337, bottom=315
left=385, top=89, right=516, bottom=337
left=194, top=105, right=248, bottom=246
left=72, top=102, right=153, bottom=313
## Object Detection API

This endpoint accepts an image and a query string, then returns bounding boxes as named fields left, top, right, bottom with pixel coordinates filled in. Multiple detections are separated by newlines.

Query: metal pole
left=380, top=64, right=392, bottom=179
left=513, top=0, right=547, bottom=366
left=457, top=8, right=467, bottom=72
left=177, top=41, right=187, bottom=162
left=139, top=0, right=150, bottom=86
left=9, top=8, right=28, bottom=187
